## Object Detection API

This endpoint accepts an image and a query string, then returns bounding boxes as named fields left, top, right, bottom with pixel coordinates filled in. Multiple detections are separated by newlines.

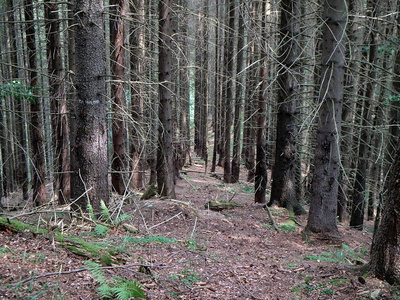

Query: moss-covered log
left=0, top=216, right=122, bottom=266
left=204, top=200, right=241, bottom=211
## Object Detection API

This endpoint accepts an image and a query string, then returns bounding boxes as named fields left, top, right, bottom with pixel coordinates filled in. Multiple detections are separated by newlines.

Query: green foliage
left=114, top=214, right=132, bottom=225
left=184, top=238, right=207, bottom=251
left=278, top=221, right=296, bottom=232
left=385, top=95, right=400, bottom=104
left=0, top=247, right=10, bottom=254
left=239, top=183, right=254, bottom=194
left=0, top=81, right=38, bottom=103
left=100, top=200, right=111, bottom=223
left=85, top=260, right=146, bottom=299
left=169, top=268, right=201, bottom=286
left=124, top=235, right=178, bottom=245
left=94, top=224, right=109, bottom=237
left=304, top=244, right=366, bottom=265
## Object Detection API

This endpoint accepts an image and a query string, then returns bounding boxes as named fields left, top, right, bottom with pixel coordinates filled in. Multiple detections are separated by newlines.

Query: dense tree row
left=0, top=0, right=400, bottom=282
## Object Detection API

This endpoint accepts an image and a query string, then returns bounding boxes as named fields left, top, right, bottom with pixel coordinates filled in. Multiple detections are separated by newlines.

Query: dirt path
left=0, top=163, right=395, bottom=299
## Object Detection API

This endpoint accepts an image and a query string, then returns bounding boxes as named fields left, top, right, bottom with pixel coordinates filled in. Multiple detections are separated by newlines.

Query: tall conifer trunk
left=71, top=0, right=109, bottom=213
left=305, top=0, right=346, bottom=237
left=157, top=0, right=176, bottom=198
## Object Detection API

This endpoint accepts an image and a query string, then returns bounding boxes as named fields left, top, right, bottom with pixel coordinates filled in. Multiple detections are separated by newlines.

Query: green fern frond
left=87, top=203, right=96, bottom=220
left=112, top=278, right=146, bottom=299
left=100, top=200, right=111, bottom=222
left=94, top=224, right=109, bottom=237
left=85, top=260, right=107, bottom=285
left=97, top=283, right=114, bottom=299
left=114, top=214, right=132, bottom=225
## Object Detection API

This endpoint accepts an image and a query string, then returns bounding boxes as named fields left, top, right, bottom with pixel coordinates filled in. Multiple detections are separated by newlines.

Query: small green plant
left=169, top=268, right=201, bottom=286
left=240, top=183, right=254, bottom=194
left=85, top=260, right=145, bottom=299
left=304, top=244, right=367, bottom=265
left=0, top=81, right=38, bottom=104
left=279, top=221, right=296, bottom=232
left=123, top=235, right=178, bottom=245
left=0, top=247, right=10, bottom=254
left=94, top=224, right=109, bottom=237
left=184, top=238, right=207, bottom=251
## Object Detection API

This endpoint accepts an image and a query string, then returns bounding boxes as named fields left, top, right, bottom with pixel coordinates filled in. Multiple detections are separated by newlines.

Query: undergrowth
left=85, top=260, right=146, bottom=299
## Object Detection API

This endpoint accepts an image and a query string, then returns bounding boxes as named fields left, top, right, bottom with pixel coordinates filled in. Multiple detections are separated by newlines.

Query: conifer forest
left=1, top=0, right=400, bottom=298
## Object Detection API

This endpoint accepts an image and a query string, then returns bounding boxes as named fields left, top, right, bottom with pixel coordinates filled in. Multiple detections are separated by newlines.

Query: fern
left=85, top=261, right=146, bottom=299
left=97, top=283, right=114, bottom=299
left=100, top=200, right=111, bottom=222
left=114, top=214, right=132, bottom=225
left=112, top=278, right=146, bottom=299
left=87, top=203, right=96, bottom=220
left=85, top=260, right=107, bottom=284
left=94, top=224, right=109, bottom=237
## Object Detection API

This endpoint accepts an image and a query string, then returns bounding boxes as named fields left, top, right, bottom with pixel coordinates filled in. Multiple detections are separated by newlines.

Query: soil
left=0, top=162, right=397, bottom=300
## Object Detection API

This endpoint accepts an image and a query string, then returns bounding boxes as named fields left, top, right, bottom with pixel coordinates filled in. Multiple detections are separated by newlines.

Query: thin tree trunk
left=222, top=0, right=235, bottom=183
left=45, top=0, right=70, bottom=204
left=130, top=0, right=146, bottom=190
left=110, top=0, right=128, bottom=195
left=350, top=4, right=379, bottom=229
left=254, top=0, right=268, bottom=204
left=231, top=1, right=245, bottom=183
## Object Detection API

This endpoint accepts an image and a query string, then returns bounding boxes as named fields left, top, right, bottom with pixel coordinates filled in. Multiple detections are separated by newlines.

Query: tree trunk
left=254, top=0, right=268, bottom=204
left=110, top=0, right=128, bottom=195
left=305, top=0, right=346, bottom=237
left=24, top=0, right=47, bottom=206
left=369, top=137, right=400, bottom=284
left=45, top=0, right=70, bottom=204
left=222, top=0, right=235, bottom=183
left=269, top=0, right=304, bottom=214
left=157, top=0, right=176, bottom=198
left=231, top=1, right=245, bottom=183
left=70, top=0, right=109, bottom=213
left=129, top=0, right=146, bottom=190
left=350, top=4, right=379, bottom=229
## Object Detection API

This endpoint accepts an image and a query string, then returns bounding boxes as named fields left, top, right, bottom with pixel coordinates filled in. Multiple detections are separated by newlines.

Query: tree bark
left=110, top=0, right=128, bottom=195
left=369, top=137, right=400, bottom=284
left=70, top=0, right=109, bottom=213
left=157, top=0, right=176, bottom=198
left=254, top=0, right=269, bottom=204
left=269, top=0, right=304, bottom=214
left=24, top=0, right=47, bottom=206
left=45, top=0, right=70, bottom=204
left=305, top=0, right=346, bottom=237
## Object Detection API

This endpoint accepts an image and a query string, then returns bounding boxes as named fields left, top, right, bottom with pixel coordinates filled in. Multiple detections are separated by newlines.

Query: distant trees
left=0, top=0, right=400, bottom=257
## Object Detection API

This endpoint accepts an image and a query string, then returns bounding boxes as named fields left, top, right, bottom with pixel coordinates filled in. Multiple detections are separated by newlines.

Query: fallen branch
left=263, top=205, right=279, bottom=231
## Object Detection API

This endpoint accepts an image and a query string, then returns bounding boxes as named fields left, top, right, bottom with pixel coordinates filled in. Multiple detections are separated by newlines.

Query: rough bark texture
left=269, top=0, right=304, bottom=214
left=71, top=0, right=109, bottom=213
left=110, top=0, right=128, bottom=195
left=45, top=0, right=70, bottom=204
left=305, top=0, right=346, bottom=237
left=130, top=0, right=146, bottom=190
left=254, top=0, right=268, bottom=204
left=157, top=0, right=176, bottom=198
left=369, top=138, right=400, bottom=284
left=24, top=0, right=47, bottom=206
left=231, top=2, right=245, bottom=183
left=222, top=0, right=235, bottom=183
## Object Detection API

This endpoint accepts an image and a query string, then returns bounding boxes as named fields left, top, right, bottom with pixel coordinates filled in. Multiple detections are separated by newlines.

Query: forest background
left=0, top=0, right=400, bottom=292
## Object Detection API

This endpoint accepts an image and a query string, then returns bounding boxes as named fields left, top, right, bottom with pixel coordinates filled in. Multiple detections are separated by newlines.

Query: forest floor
left=0, top=160, right=398, bottom=300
